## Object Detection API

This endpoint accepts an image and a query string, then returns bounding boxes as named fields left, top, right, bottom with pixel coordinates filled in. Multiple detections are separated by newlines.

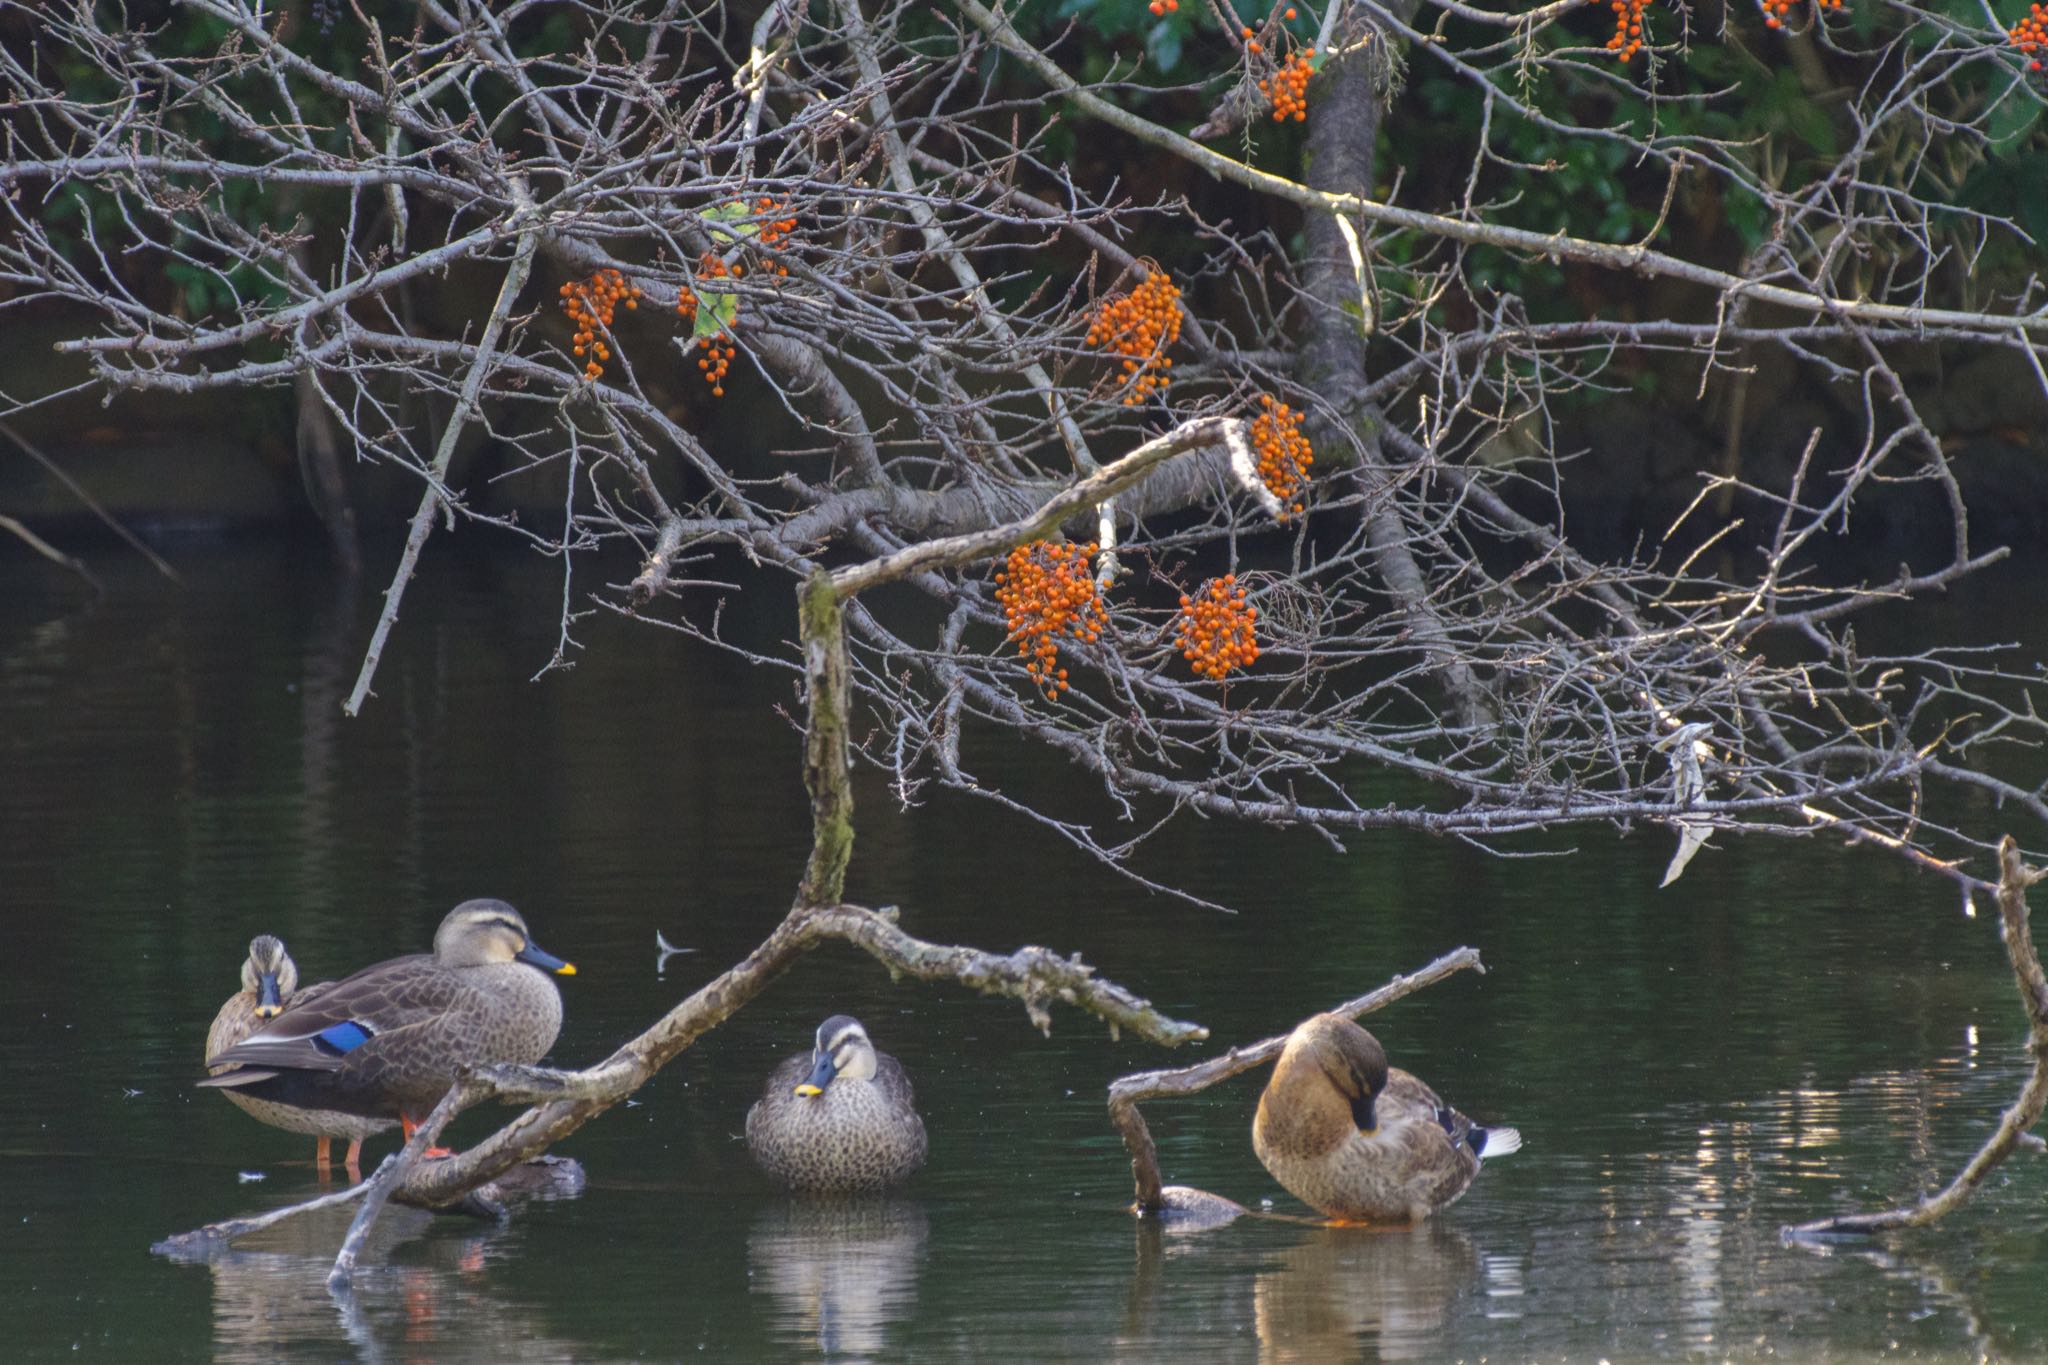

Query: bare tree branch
left=1784, top=835, right=2048, bottom=1238
left=1109, top=947, right=1485, bottom=1212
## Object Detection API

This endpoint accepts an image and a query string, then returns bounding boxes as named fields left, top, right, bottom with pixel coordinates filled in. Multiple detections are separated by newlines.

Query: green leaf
left=1146, top=20, right=1182, bottom=74
left=689, top=284, right=740, bottom=340
left=1985, top=70, right=2044, bottom=152
left=704, top=202, right=758, bottom=244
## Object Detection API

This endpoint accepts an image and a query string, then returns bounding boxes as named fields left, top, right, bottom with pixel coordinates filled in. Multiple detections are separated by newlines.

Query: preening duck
left=746, top=1015, right=927, bottom=1194
left=1253, top=1013, right=1519, bottom=1223
left=199, top=900, right=575, bottom=1144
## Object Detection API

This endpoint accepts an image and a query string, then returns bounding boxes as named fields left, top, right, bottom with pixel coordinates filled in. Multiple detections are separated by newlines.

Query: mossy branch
left=799, top=569, right=855, bottom=908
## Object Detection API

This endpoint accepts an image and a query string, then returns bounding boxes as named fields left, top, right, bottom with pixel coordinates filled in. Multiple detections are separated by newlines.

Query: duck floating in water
left=1253, top=1013, right=1519, bottom=1223
left=206, top=935, right=397, bottom=1171
left=746, top=1015, right=927, bottom=1194
left=199, top=901, right=575, bottom=1146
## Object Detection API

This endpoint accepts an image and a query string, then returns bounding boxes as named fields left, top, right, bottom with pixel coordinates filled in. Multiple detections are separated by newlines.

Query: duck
left=746, top=1015, right=927, bottom=1193
left=205, top=934, right=396, bottom=1171
left=199, top=900, right=575, bottom=1146
left=1252, top=1013, right=1520, bottom=1224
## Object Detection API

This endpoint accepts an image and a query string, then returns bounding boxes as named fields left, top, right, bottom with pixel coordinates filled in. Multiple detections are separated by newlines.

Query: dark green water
left=2, top=538, right=2044, bottom=1362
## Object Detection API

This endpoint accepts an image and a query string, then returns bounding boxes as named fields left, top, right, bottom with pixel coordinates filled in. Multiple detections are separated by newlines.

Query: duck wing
left=874, top=1052, right=918, bottom=1111
left=199, top=954, right=448, bottom=1080
left=1389, top=1066, right=1522, bottom=1159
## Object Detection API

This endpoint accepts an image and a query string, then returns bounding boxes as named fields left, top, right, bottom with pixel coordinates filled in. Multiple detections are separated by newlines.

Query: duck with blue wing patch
left=200, top=900, right=576, bottom=1148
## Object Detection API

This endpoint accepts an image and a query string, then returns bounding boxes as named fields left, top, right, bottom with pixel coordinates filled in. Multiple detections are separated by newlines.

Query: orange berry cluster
left=1175, top=575, right=1259, bottom=682
left=2014, top=4, right=2048, bottom=70
left=993, top=541, right=1106, bottom=700
left=1147, top=0, right=1177, bottom=13
left=1260, top=49, right=1313, bottom=121
left=693, top=337, right=738, bottom=396
left=676, top=253, right=740, bottom=397
left=752, top=197, right=799, bottom=252
left=1760, top=0, right=1840, bottom=27
left=1085, top=272, right=1181, bottom=404
left=559, top=269, right=641, bottom=381
left=1251, top=395, right=1314, bottom=518
left=1607, top=0, right=1650, bottom=59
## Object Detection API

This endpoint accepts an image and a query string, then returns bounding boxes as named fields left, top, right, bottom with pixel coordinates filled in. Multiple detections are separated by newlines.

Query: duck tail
left=1473, top=1125, right=1522, bottom=1159
left=197, top=1067, right=280, bottom=1089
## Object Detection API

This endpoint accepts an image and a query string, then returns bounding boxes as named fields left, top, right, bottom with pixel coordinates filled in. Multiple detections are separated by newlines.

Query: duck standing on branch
left=205, top=935, right=396, bottom=1173
left=1253, top=1013, right=1520, bottom=1224
left=199, top=901, right=576, bottom=1151
left=747, top=1015, right=927, bottom=1194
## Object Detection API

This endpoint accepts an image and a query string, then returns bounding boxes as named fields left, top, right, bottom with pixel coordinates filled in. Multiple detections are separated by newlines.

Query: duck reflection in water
left=1252, top=1223, right=1480, bottom=1363
left=748, top=1199, right=929, bottom=1362
left=163, top=1203, right=584, bottom=1364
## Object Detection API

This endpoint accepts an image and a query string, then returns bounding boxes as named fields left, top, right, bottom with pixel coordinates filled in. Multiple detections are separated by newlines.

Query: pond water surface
left=2, top=538, right=2044, bottom=1362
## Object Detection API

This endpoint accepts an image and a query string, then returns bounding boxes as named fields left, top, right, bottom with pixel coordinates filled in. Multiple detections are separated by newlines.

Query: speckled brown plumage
left=206, top=936, right=394, bottom=1157
left=199, top=901, right=572, bottom=1126
left=746, top=1017, right=927, bottom=1194
left=1253, top=1013, right=1519, bottom=1223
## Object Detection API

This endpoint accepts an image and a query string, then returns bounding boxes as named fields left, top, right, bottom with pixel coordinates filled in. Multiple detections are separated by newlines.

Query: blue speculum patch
left=316, top=1020, right=374, bottom=1055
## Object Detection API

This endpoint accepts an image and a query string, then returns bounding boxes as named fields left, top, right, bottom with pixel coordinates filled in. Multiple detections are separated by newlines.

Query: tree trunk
left=1299, top=9, right=1494, bottom=728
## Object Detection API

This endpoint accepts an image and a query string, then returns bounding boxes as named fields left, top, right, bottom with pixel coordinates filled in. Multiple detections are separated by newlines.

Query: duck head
left=433, top=899, right=576, bottom=976
left=240, top=935, right=299, bottom=1020
left=794, top=1014, right=878, bottom=1097
left=1286, top=1013, right=1390, bottom=1135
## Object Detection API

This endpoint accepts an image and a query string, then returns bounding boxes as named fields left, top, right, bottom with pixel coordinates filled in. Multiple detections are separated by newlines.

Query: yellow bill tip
left=254, top=1005, right=282, bottom=1020
left=793, top=1084, right=824, bottom=1098
left=555, top=962, right=577, bottom=976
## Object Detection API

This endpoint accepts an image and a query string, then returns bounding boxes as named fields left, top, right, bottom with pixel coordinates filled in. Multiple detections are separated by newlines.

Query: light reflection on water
left=749, top=1200, right=929, bottom=1362
left=1, top=541, right=2044, bottom=1361
left=170, top=1206, right=584, bottom=1365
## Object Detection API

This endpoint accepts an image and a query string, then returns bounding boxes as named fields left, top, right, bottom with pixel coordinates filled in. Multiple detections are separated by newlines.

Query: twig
left=1108, top=946, right=1485, bottom=1211
left=0, top=420, right=179, bottom=584
left=0, top=514, right=101, bottom=593
left=1784, top=836, right=2048, bottom=1239
left=343, top=185, right=539, bottom=717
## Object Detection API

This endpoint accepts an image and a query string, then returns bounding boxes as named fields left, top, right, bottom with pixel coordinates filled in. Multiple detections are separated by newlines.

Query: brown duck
left=205, top=934, right=395, bottom=1171
left=199, top=900, right=575, bottom=1145
left=746, top=1015, right=927, bottom=1193
left=1253, top=1013, right=1520, bottom=1223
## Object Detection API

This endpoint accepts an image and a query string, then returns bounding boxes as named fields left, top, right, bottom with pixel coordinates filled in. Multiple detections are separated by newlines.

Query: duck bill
left=254, top=971, right=284, bottom=1019
left=517, top=942, right=577, bottom=976
left=793, top=1053, right=836, bottom=1098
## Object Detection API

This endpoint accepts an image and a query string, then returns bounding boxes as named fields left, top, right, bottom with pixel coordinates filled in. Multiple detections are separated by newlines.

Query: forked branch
left=1108, top=946, right=1485, bottom=1212
left=1784, top=836, right=2048, bottom=1239
left=159, top=531, right=1208, bottom=1280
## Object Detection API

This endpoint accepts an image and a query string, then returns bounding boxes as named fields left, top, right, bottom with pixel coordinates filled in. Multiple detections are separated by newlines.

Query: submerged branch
left=1108, top=947, right=1484, bottom=1212
left=1784, top=836, right=2048, bottom=1239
